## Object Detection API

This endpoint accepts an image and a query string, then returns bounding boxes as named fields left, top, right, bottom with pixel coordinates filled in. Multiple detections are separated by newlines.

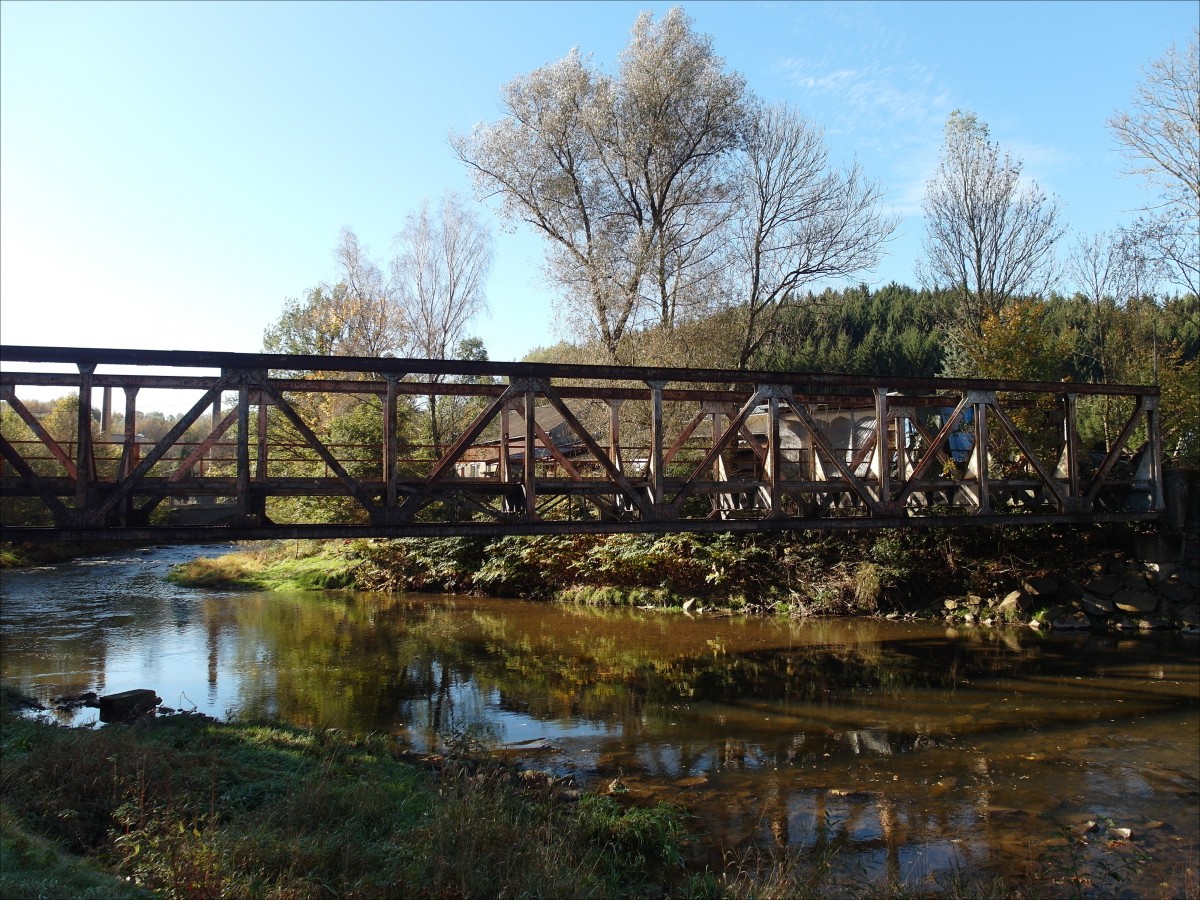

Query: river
left=2, top=544, right=1197, bottom=893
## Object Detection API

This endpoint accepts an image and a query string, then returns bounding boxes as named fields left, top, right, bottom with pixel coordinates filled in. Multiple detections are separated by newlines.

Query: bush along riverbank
left=165, top=524, right=1200, bottom=632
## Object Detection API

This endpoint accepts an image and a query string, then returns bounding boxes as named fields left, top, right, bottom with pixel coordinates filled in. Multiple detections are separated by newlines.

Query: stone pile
left=945, top=546, right=1199, bottom=634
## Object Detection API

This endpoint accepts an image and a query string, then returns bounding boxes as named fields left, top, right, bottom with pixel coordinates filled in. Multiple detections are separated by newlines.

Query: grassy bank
left=0, top=686, right=688, bottom=899
left=165, top=541, right=360, bottom=591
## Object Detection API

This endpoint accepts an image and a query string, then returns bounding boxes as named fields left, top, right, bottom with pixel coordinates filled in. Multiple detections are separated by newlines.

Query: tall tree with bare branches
left=729, top=104, right=896, bottom=368
left=1068, top=230, right=1149, bottom=447
left=452, top=7, right=748, bottom=362
left=453, top=7, right=894, bottom=367
left=264, top=229, right=406, bottom=361
left=919, top=110, right=1066, bottom=373
left=1109, top=30, right=1200, bottom=295
left=392, top=192, right=493, bottom=452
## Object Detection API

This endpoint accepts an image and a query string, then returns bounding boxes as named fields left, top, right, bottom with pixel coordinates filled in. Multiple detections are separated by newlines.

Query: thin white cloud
left=776, top=57, right=954, bottom=141
left=1008, top=140, right=1075, bottom=182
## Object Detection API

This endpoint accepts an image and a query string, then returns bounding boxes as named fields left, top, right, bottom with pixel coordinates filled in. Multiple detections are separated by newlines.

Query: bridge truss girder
left=0, top=345, right=1164, bottom=542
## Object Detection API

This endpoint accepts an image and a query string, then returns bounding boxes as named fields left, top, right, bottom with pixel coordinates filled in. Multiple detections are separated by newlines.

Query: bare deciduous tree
left=392, top=192, right=493, bottom=452
left=454, top=7, right=894, bottom=368
left=453, top=48, right=639, bottom=360
left=1068, top=230, right=1143, bottom=446
left=1108, top=30, right=1199, bottom=294
left=264, top=229, right=406, bottom=361
left=730, top=104, right=896, bottom=368
left=393, top=193, right=493, bottom=361
left=264, top=205, right=492, bottom=454
left=452, top=7, right=748, bottom=362
left=919, top=110, right=1066, bottom=371
left=612, top=9, right=745, bottom=331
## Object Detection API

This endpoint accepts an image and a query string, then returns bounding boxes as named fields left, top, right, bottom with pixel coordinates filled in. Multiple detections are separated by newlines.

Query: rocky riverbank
left=936, top=535, right=1199, bottom=634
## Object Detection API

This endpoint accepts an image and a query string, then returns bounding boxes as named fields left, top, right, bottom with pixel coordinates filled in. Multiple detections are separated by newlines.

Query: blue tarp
left=945, top=407, right=975, bottom=463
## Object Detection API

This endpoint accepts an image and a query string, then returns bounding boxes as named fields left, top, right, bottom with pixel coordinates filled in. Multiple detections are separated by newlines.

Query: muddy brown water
left=2, top=545, right=1197, bottom=892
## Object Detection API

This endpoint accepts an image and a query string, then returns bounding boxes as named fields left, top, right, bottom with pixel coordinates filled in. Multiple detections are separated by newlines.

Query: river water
left=2, top=545, right=1197, bottom=893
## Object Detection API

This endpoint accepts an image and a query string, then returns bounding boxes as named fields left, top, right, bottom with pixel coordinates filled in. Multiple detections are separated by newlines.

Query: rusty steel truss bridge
left=0, top=345, right=1165, bottom=543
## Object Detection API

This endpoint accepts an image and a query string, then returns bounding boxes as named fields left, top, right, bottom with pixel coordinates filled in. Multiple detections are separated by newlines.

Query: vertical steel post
left=874, top=388, right=890, bottom=505
left=647, top=381, right=665, bottom=511
left=767, top=394, right=781, bottom=517
left=500, top=405, right=511, bottom=481
left=120, top=386, right=139, bottom=522
left=255, top=396, right=268, bottom=482
left=209, top=392, right=223, bottom=475
left=254, top=394, right=269, bottom=519
left=711, top=407, right=726, bottom=517
left=120, top=387, right=139, bottom=479
left=384, top=376, right=399, bottom=509
left=608, top=400, right=624, bottom=473
left=236, top=384, right=251, bottom=518
left=1146, top=396, right=1166, bottom=512
left=75, top=363, right=96, bottom=518
left=1062, top=393, right=1081, bottom=508
left=971, top=394, right=992, bottom=513
left=499, top=403, right=515, bottom=515
left=523, top=388, right=537, bottom=519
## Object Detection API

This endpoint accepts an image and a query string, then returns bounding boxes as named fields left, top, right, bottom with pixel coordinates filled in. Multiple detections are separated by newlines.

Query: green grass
left=167, top=545, right=360, bottom=591
left=0, top=685, right=689, bottom=898
left=1, top=807, right=150, bottom=900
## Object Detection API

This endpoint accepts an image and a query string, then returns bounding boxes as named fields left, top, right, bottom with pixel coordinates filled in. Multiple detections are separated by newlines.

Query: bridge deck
left=0, top=345, right=1164, bottom=542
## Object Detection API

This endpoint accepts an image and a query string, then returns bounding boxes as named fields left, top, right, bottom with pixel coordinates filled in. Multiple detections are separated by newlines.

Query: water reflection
left=2, top=547, right=1197, bottom=890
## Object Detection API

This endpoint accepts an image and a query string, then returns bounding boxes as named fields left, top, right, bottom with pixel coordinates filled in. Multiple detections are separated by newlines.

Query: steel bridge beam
left=0, top=345, right=1164, bottom=543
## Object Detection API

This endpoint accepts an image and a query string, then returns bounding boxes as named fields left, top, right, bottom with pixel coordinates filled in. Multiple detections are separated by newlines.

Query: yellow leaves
left=970, top=298, right=1074, bottom=382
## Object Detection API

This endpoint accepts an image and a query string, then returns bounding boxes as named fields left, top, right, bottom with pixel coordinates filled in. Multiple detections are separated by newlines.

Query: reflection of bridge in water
left=0, top=345, right=1164, bottom=542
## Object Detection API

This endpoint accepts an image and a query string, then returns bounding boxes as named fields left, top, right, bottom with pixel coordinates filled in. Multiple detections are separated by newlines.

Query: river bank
left=3, top=541, right=1197, bottom=899
left=4, top=684, right=1194, bottom=900
left=0, top=684, right=688, bottom=899
left=163, top=524, right=1200, bottom=632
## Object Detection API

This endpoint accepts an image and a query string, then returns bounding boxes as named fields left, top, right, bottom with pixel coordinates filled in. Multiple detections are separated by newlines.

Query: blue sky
left=2, top=0, right=1195, bottom=369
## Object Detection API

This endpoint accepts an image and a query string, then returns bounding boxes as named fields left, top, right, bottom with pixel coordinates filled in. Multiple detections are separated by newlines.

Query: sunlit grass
left=167, top=543, right=359, bottom=591
left=0, top=687, right=689, bottom=898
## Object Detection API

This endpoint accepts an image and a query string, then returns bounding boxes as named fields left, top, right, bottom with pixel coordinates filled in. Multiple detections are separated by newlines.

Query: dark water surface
left=3, top=545, right=1198, bottom=892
